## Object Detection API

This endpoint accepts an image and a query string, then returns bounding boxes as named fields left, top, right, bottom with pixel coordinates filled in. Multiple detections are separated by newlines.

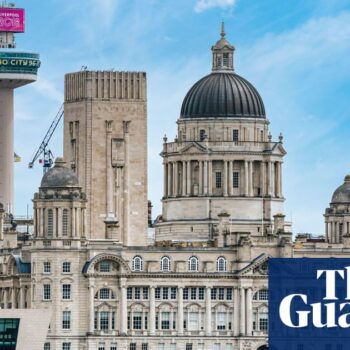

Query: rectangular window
left=98, top=343, right=105, bottom=350
left=43, top=262, right=51, bottom=273
left=233, top=172, right=239, bottom=188
left=44, top=343, right=51, bottom=350
left=112, top=312, right=115, bottom=330
left=161, top=312, right=170, bottom=330
left=191, top=288, right=197, bottom=300
left=198, top=287, right=205, bottom=300
left=218, top=288, right=225, bottom=300
left=143, top=287, right=149, bottom=300
left=223, top=53, right=229, bottom=66
left=43, top=284, right=51, bottom=300
left=188, top=312, right=199, bottom=331
left=156, top=314, right=159, bottom=330
left=225, top=344, right=233, bottom=350
left=259, top=315, right=268, bottom=331
left=226, top=288, right=233, bottom=300
left=127, top=287, right=133, bottom=300
left=100, top=311, right=109, bottom=330
left=62, top=311, right=71, bottom=329
left=162, top=287, right=169, bottom=300
left=183, top=287, right=189, bottom=300
left=215, top=172, right=222, bottom=188
left=214, top=344, right=221, bottom=350
left=144, top=313, right=148, bottom=330
left=110, top=343, right=117, bottom=350
left=217, top=312, right=227, bottom=330
left=62, top=343, right=71, bottom=350
left=157, top=344, right=165, bottom=350
left=133, top=312, right=142, bottom=330
left=186, top=344, right=193, bottom=350
left=142, top=344, right=148, bottom=350
left=199, top=129, right=206, bottom=141
left=135, top=287, right=141, bottom=300
left=211, top=288, right=217, bottom=300
left=155, top=287, right=161, bottom=299
left=99, top=261, right=110, bottom=272
left=62, top=284, right=71, bottom=300
left=62, top=262, right=71, bottom=273
left=171, top=287, right=177, bottom=300
left=232, top=129, right=239, bottom=142
left=130, top=344, right=136, bottom=350
left=170, top=344, right=176, bottom=350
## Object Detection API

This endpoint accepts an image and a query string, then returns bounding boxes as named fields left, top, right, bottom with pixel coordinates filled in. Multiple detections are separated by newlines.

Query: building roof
left=331, top=175, right=350, bottom=204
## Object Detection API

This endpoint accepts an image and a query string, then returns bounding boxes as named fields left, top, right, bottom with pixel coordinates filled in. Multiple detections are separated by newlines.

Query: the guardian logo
left=269, top=258, right=350, bottom=350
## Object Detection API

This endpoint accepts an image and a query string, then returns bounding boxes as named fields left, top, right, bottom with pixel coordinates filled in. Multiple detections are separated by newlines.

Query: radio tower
left=0, top=2, right=40, bottom=213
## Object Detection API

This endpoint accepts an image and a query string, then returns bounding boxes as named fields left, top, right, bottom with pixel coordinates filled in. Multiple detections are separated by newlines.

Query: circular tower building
left=0, top=3, right=40, bottom=213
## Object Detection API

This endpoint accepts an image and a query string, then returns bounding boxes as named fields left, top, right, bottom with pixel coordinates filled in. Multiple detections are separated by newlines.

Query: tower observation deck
left=0, top=2, right=40, bottom=213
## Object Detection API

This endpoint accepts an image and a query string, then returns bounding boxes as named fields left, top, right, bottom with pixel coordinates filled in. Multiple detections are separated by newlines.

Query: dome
left=180, top=72, right=266, bottom=119
left=331, top=175, right=350, bottom=203
left=40, top=157, right=79, bottom=188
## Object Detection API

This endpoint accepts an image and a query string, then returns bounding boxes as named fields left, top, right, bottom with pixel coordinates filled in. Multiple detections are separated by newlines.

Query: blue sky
left=11, top=0, right=350, bottom=235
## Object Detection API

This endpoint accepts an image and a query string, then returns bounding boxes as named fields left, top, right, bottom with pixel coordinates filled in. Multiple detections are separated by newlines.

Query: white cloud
left=33, top=78, right=63, bottom=103
left=194, top=0, right=236, bottom=13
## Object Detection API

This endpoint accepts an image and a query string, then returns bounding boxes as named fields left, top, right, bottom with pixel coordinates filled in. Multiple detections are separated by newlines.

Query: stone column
left=233, top=287, right=239, bottom=336
left=208, top=161, right=213, bottom=196
left=271, top=161, right=275, bottom=197
left=3, top=288, right=8, bottom=309
left=199, top=161, right=203, bottom=195
left=186, top=161, right=191, bottom=196
left=280, top=161, right=283, bottom=197
left=19, top=286, right=25, bottom=309
left=71, top=207, right=76, bottom=238
left=240, top=287, right=246, bottom=335
left=246, top=288, right=253, bottom=335
left=261, top=162, right=266, bottom=196
left=11, top=288, right=16, bottom=308
left=109, top=311, right=113, bottom=331
left=267, top=162, right=272, bottom=197
left=89, top=279, right=95, bottom=333
left=120, top=283, right=128, bottom=334
left=205, top=287, right=212, bottom=336
left=203, top=161, right=208, bottom=195
left=178, top=287, right=184, bottom=335
left=57, top=208, right=62, bottom=237
left=182, top=161, right=186, bottom=196
left=229, top=161, right=233, bottom=196
left=223, top=161, right=228, bottom=196
left=244, top=161, right=249, bottom=196
left=149, top=286, right=156, bottom=335
left=167, top=163, right=172, bottom=197
left=173, top=162, right=178, bottom=196
left=163, top=162, right=168, bottom=197
left=249, top=161, right=254, bottom=197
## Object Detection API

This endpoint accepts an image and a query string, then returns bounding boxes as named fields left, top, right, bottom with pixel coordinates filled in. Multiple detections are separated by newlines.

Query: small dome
left=180, top=72, right=265, bottom=119
left=331, top=175, right=350, bottom=203
left=40, top=157, right=79, bottom=188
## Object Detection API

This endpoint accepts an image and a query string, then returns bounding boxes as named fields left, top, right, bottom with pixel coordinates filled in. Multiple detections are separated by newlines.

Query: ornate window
left=132, top=256, right=143, bottom=272
left=47, top=209, right=53, bottom=236
left=99, top=261, right=110, bottom=272
left=160, top=256, right=170, bottom=272
left=199, top=129, right=206, bottom=141
left=216, top=257, right=227, bottom=272
left=188, top=256, right=198, bottom=272
left=253, top=289, right=269, bottom=301
left=62, top=209, right=69, bottom=236
left=96, top=288, right=115, bottom=300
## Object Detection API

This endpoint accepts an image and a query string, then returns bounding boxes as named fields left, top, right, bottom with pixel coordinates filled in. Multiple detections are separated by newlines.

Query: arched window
left=95, top=288, right=115, bottom=300
left=47, top=209, right=53, bottom=236
left=253, top=289, right=268, bottom=301
left=216, top=257, right=227, bottom=272
left=132, top=256, right=143, bottom=272
left=62, top=209, right=69, bottom=236
left=160, top=256, right=171, bottom=272
left=188, top=256, right=198, bottom=272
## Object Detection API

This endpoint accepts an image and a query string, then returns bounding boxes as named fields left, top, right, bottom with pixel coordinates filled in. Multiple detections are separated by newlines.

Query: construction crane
left=28, top=104, right=64, bottom=173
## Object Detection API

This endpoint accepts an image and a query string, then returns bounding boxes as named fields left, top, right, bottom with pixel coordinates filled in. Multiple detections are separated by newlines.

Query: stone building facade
left=0, top=26, right=347, bottom=350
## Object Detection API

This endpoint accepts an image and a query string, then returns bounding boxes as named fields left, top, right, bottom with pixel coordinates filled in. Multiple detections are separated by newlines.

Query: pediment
left=271, top=143, right=287, bottom=156
left=237, top=253, right=269, bottom=276
left=179, top=142, right=207, bottom=154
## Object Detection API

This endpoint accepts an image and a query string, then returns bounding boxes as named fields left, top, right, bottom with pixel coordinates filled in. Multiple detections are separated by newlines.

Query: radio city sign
left=269, top=258, right=350, bottom=349
left=0, top=58, right=40, bottom=68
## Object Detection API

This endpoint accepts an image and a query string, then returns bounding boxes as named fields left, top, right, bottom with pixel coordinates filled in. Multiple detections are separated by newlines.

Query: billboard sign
left=0, top=8, right=25, bottom=33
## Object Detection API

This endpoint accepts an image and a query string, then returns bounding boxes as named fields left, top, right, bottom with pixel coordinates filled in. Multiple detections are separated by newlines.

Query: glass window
left=214, top=344, right=221, bottom=350
left=186, top=344, right=193, bottom=350
left=217, top=257, right=227, bottom=272
left=215, top=172, right=222, bottom=188
left=198, top=287, right=205, bottom=300
left=217, top=312, right=227, bottom=330
left=259, top=314, right=268, bottom=331
left=130, top=344, right=136, bottom=350
left=127, top=287, right=133, bottom=300
left=155, top=287, right=161, bottom=299
left=162, top=287, right=169, bottom=300
left=142, top=344, right=148, bottom=350
left=99, top=288, right=111, bottom=299
left=62, top=262, right=71, bottom=273
left=161, top=312, right=170, bottom=330
left=211, top=288, right=217, bottom=300
left=43, top=284, right=51, bottom=300
left=62, top=209, right=69, bottom=236
left=223, top=52, right=229, bottom=66
left=218, top=288, right=225, bottom=300
left=157, top=344, right=165, bottom=350
left=170, top=344, right=176, bottom=350
left=143, top=287, right=149, bottom=300
left=133, top=312, right=142, bottom=329
left=44, top=343, right=51, bottom=350
left=226, top=288, right=233, bottom=300
left=258, top=289, right=268, bottom=301
left=188, top=257, right=198, bottom=272
left=0, top=319, right=20, bottom=349
left=232, top=129, right=239, bottom=142
left=233, top=172, right=239, bottom=188
left=135, top=287, right=141, bottom=300
left=199, top=129, right=206, bottom=141
left=62, top=284, right=71, bottom=300
left=100, top=311, right=109, bottom=330
left=62, top=343, right=71, bottom=350
left=99, top=261, right=110, bottom=272
left=144, top=312, right=148, bottom=330
left=47, top=209, right=53, bottom=236
left=132, top=256, right=143, bottom=271
left=62, top=311, right=71, bottom=329
left=160, top=256, right=170, bottom=272
left=98, top=343, right=105, bottom=350
left=43, top=262, right=51, bottom=273
left=183, top=287, right=189, bottom=300
left=191, top=288, right=197, bottom=300
left=110, top=343, right=117, bottom=350
left=188, top=312, right=199, bottom=331
left=225, top=344, right=233, bottom=350
left=171, top=287, right=177, bottom=300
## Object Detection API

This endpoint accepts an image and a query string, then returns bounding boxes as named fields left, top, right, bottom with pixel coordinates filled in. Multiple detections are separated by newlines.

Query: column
left=57, top=208, right=62, bottom=237
left=267, top=162, right=272, bottom=196
left=163, top=162, right=168, bottom=197
left=208, top=161, right=213, bottom=196
left=182, top=161, right=186, bottom=196
left=240, top=287, right=246, bottom=335
left=244, top=161, right=249, bottom=196
left=280, top=161, right=283, bottom=197
left=71, top=207, right=76, bottom=238
left=203, top=161, right=208, bottom=195
left=89, top=279, right=95, bottom=333
left=109, top=311, right=113, bottom=331
left=76, top=208, right=80, bottom=237
left=149, top=286, right=156, bottom=335
left=3, top=288, right=8, bottom=309
left=40, top=207, right=44, bottom=237
left=167, top=163, right=172, bottom=197
left=186, top=161, right=191, bottom=195
left=199, top=161, right=203, bottom=195
left=228, top=161, right=233, bottom=196
left=19, top=286, right=25, bottom=309
left=120, top=284, right=128, bottom=334
left=271, top=162, right=275, bottom=197
left=246, top=288, right=253, bottom=336
left=11, top=288, right=16, bottom=308
left=178, top=287, right=184, bottom=335
left=205, top=287, right=212, bottom=335
left=261, top=162, right=266, bottom=196
left=249, top=161, right=254, bottom=197
left=233, top=287, right=239, bottom=336
left=173, top=162, right=178, bottom=196
left=223, top=161, right=228, bottom=196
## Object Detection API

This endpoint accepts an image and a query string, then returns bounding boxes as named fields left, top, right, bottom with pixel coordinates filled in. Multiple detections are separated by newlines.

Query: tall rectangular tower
left=63, top=71, right=148, bottom=246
